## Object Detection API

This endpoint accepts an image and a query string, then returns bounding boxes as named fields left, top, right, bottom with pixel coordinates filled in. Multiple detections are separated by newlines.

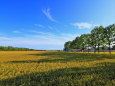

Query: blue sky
left=0, top=0, right=115, bottom=50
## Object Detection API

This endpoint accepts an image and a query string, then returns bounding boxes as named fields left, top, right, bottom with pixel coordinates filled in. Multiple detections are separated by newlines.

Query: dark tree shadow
left=8, top=52, right=115, bottom=63
left=0, top=62, right=115, bottom=86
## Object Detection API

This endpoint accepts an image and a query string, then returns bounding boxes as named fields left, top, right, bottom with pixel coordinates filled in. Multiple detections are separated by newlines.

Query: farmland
left=0, top=51, right=115, bottom=86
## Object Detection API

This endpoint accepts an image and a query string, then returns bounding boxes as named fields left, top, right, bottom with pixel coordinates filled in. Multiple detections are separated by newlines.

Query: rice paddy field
left=0, top=51, right=115, bottom=86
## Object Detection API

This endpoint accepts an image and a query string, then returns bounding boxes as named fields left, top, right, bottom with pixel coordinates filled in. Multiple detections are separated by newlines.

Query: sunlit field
left=0, top=51, right=115, bottom=86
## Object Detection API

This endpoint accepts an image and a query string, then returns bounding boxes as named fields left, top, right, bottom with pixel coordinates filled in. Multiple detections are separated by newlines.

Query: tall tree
left=91, top=27, right=98, bottom=53
left=80, top=34, right=87, bottom=51
left=86, top=34, right=91, bottom=53
left=105, top=24, right=115, bottom=54
left=95, top=26, right=102, bottom=54
left=99, top=26, right=107, bottom=54
left=80, top=34, right=91, bottom=53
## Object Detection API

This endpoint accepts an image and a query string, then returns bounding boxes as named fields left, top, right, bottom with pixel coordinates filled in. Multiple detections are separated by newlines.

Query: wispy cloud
left=29, top=30, right=55, bottom=36
left=0, top=31, right=78, bottom=50
left=34, top=24, right=44, bottom=28
left=12, top=30, right=21, bottom=33
left=42, top=8, right=56, bottom=22
left=48, top=26, right=60, bottom=33
left=0, top=33, right=5, bottom=36
left=48, top=26, right=53, bottom=30
left=61, top=33, right=80, bottom=41
left=72, top=22, right=92, bottom=29
left=93, top=24, right=100, bottom=27
left=29, top=30, right=78, bottom=42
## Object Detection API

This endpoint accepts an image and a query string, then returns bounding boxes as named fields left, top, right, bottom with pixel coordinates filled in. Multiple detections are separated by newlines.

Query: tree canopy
left=64, top=23, right=115, bottom=54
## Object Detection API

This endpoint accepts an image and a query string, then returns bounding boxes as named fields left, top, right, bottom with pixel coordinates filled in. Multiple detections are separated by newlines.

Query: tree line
left=0, top=46, right=35, bottom=51
left=64, top=24, right=115, bottom=54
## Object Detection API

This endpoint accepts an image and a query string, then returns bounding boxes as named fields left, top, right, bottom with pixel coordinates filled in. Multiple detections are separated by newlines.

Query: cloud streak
left=42, top=8, right=56, bottom=22
left=34, top=24, right=44, bottom=28
left=12, top=31, right=21, bottom=33
left=73, top=22, right=92, bottom=29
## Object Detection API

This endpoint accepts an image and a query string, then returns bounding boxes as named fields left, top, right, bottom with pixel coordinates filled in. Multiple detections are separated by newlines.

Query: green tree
left=99, top=26, right=107, bottom=54
left=91, top=28, right=98, bottom=53
left=70, top=36, right=83, bottom=50
left=80, top=34, right=87, bottom=51
left=75, top=36, right=83, bottom=49
left=105, top=24, right=115, bottom=54
left=95, top=26, right=103, bottom=54
left=81, top=34, right=91, bottom=53
left=86, top=34, right=91, bottom=53
left=64, top=41, right=72, bottom=51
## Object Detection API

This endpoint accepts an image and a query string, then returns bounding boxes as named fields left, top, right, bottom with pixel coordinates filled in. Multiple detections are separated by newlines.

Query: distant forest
left=0, top=46, right=35, bottom=51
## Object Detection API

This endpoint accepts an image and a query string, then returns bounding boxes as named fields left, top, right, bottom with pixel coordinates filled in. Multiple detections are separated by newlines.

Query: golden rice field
left=0, top=51, right=115, bottom=86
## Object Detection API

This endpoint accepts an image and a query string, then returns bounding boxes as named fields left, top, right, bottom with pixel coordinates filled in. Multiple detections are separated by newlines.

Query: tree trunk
left=82, top=45, right=84, bottom=53
left=94, top=45, right=96, bottom=54
left=103, top=45, right=105, bottom=54
left=109, top=42, right=111, bottom=54
left=94, top=49, right=96, bottom=54
left=88, top=45, right=89, bottom=53
left=98, top=44, right=99, bottom=54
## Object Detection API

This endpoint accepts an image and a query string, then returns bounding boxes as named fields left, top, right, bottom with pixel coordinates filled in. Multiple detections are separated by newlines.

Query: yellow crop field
left=0, top=51, right=115, bottom=86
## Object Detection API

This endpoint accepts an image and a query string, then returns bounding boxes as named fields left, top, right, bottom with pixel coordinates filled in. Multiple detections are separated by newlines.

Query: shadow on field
left=0, top=62, right=115, bottom=86
left=9, top=52, right=115, bottom=63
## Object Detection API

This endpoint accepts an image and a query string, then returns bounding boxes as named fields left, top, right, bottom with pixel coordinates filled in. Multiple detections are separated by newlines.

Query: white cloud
left=34, top=24, right=44, bottom=28
left=73, top=22, right=92, bottom=29
left=12, top=31, right=21, bottom=33
left=42, top=8, right=56, bottom=22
